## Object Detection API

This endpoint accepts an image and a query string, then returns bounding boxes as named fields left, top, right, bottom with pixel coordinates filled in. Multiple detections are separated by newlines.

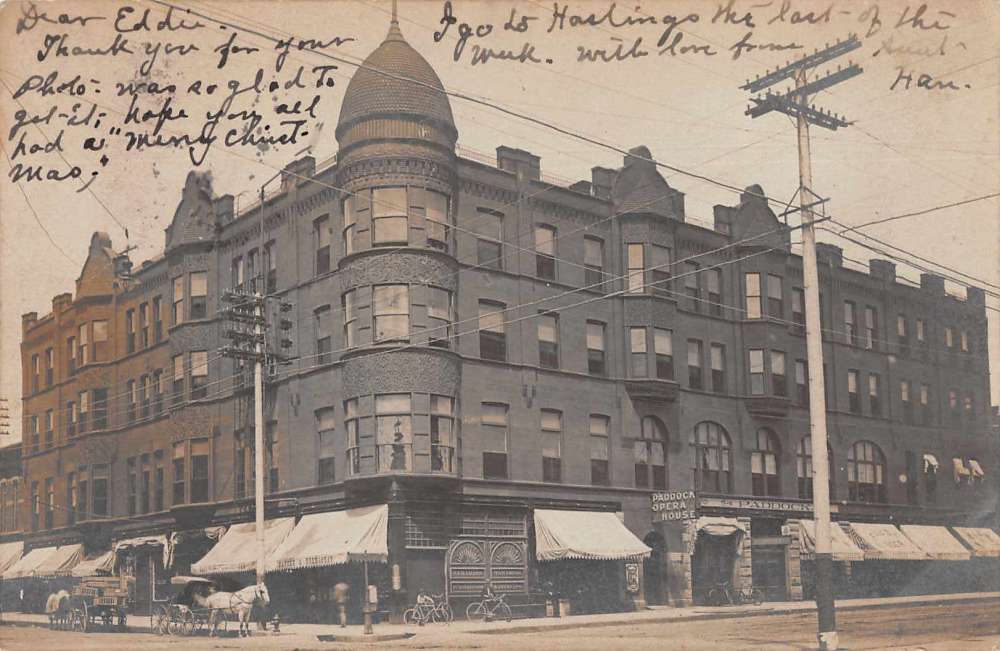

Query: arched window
left=635, top=416, right=666, bottom=489
left=751, top=429, right=781, bottom=496
left=692, top=422, right=732, bottom=493
left=796, top=436, right=835, bottom=500
left=847, top=440, right=886, bottom=503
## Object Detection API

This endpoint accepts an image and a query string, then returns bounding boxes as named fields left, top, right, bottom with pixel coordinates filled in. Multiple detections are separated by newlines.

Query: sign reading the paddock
left=651, top=490, right=697, bottom=523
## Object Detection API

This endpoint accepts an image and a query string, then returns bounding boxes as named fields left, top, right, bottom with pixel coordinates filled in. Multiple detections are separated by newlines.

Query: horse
left=194, top=583, right=269, bottom=637
left=45, top=589, right=71, bottom=629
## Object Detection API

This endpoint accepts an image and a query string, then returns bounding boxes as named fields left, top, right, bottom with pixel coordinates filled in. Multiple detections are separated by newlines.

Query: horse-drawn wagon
left=152, top=576, right=269, bottom=637
left=67, top=574, right=134, bottom=632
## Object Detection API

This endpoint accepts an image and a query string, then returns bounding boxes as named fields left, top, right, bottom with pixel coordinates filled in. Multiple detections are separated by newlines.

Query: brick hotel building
left=7, top=14, right=998, bottom=619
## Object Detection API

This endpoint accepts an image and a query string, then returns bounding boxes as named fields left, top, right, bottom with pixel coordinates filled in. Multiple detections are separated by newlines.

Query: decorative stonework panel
left=340, top=251, right=459, bottom=292
left=342, top=350, right=460, bottom=396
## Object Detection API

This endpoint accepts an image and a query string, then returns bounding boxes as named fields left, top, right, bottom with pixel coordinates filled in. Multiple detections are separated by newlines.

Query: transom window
left=751, top=429, right=780, bottom=496
left=635, top=416, right=666, bottom=489
left=847, top=440, right=887, bottom=503
left=692, top=422, right=732, bottom=493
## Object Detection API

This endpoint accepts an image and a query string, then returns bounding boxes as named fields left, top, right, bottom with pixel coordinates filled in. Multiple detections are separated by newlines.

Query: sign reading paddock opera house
left=651, top=491, right=698, bottom=522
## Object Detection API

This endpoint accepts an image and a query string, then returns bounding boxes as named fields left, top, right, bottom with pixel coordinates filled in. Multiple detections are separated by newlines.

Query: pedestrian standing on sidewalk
left=334, top=580, right=350, bottom=628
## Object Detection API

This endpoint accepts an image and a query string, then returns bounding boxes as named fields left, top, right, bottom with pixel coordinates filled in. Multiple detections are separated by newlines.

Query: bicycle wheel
left=431, top=606, right=447, bottom=623
left=751, top=588, right=764, bottom=606
left=403, top=608, right=419, bottom=625
left=465, top=601, right=484, bottom=621
left=441, top=603, right=454, bottom=623
left=498, top=602, right=512, bottom=622
left=706, top=589, right=721, bottom=606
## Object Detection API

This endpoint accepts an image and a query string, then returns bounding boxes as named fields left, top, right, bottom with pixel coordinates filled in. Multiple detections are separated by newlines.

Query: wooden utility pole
left=741, top=35, right=863, bottom=651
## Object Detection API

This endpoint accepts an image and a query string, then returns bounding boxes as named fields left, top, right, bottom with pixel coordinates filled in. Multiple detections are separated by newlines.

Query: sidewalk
left=3, top=591, right=999, bottom=640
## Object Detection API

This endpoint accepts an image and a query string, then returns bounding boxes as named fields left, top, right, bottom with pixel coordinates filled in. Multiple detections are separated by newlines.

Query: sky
left=1, top=0, right=998, bottom=441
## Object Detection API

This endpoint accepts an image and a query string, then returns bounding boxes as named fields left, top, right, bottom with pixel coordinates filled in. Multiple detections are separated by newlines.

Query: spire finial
left=391, top=0, right=398, bottom=24
left=386, top=0, right=404, bottom=41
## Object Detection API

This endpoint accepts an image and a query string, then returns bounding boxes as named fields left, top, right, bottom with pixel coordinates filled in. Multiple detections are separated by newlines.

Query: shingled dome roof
left=336, top=19, right=456, bottom=138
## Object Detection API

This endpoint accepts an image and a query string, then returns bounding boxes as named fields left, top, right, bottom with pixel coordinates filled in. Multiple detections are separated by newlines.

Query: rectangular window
left=127, top=457, right=137, bottom=516
left=92, top=388, right=108, bottom=430
left=960, top=330, right=969, bottom=353
left=315, top=305, right=332, bottom=364
left=173, top=276, right=184, bottom=325
left=535, top=224, right=556, bottom=280
left=190, top=272, right=208, bottom=319
left=844, top=301, right=856, bottom=345
left=31, top=354, right=39, bottom=393
left=78, top=391, right=89, bottom=433
left=373, top=285, right=410, bottom=342
left=141, top=373, right=151, bottom=419
left=629, top=327, right=647, bottom=378
left=317, top=408, right=337, bottom=484
left=427, top=287, right=453, bottom=349
left=796, top=360, right=809, bottom=406
left=541, top=409, right=562, bottom=483
left=314, top=215, right=331, bottom=274
left=172, top=354, right=185, bottom=406
left=684, top=262, right=700, bottom=312
left=92, top=320, right=108, bottom=361
left=232, top=255, right=244, bottom=290
left=706, top=268, right=722, bottom=316
left=652, top=245, right=672, bottom=296
left=749, top=349, right=765, bottom=395
left=172, top=443, right=186, bottom=505
left=916, top=318, right=925, bottom=343
left=152, top=370, right=163, bottom=415
left=538, top=313, right=559, bottom=369
left=375, top=394, right=413, bottom=472
left=478, top=301, right=506, bottom=362
left=767, top=274, right=783, bottom=318
left=481, top=403, right=509, bottom=480
left=654, top=328, right=673, bottom=380
left=66, top=472, right=77, bottom=526
left=590, top=415, right=610, bottom=486
left=901, top=380, right=913, bottom=423
left=346, top=398, right=360, bottom=475
left=44, top=348, right=53, bottom=386
left=190, top=351, right=208, bottom=400
left=44, top=478, right=53, bottom=529
left=43, top=410, right=53, bottom=448
left=140, top=454, right=150, bottom=515
left=372, top=187, right=409, bottom=245
left=587, top=321, right=606, bottom=376
left=264, top=242, right=277, bottom=293
left=792, top=288, right=805, bottom=331
left=343, top=194, right=367, bottom=256
left=848, top=370, right=860, bottom=413
left=190, top=439, right=210, bottom=503
left=430, top=395, right=454, bottom=472
left=626, top=244, right=644, bottom=293
left=771, top=350, right=786, bottom=396
left=27, top=415, right=38, bottom=453
left=584, top=236, right=605, bottom=287
left=139, top=303, right=149, bottom=349
left=945, top=326, right=954, bottom=349
left=127, top=380, right=136, bottom=423
left=897, top=314, right=909, bottom=356
left=342, top=290, right=357, bottom=349
left=687, top=339, right=703, bottom=390
left=67, top=400, right=77, bottom=437
left=920, top=383, right=931, bottom=425
left=424, top=190, right=450, bottom=249
left=864, top=306, right=878, bottom=350
left=92, top=464, right=108, bottom=516
left=710, top=343, right=726, bottom=393
left=67, top=336, right=76, bottom=376
left=78, top=323, right=89, bottom=366
left=869, top=373, right=881, bottom=416
left=30, top=481, right=38, bottom=531
left=745, top=273, right=762, bottom=319
left=153, top=297, right=163, bottom=342
left=246, top=249, right=258, bottom=293
left=154, top=451, right=164, bottom=511
left=476, top=209, right=503, bottom=270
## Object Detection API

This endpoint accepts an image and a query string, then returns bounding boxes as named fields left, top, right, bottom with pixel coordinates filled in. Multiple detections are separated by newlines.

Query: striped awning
left=533, top=509, right=650, bottom=561
left=34, top=544, right=84, bottom=577
left=798, top=520, right=865, bottom=562
left=843, top=523, right=928, bottom=560
left=267, top=505, right=389, bottom=572
left=3, top=546, right=57, bottom=580
left=0, top=541, right=24, bottom=575
left=71, top=550, right=115, bottom=577
left=192, top=518, right=294, bottom=575
left=952, top=527, right=1000, bottom=557
left=899, top=525, right=971, bottom=561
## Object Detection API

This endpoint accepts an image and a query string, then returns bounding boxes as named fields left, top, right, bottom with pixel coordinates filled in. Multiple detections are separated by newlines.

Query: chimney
left=570, top=180, right=592, bottom=195
left=22, top=312, right=37, bottom=334
left=214, top=194, right=235, bottom=225
left=591, top=166, right=616, bottom=199
left=966, top=286, right=985, bottom=306
left=713, top=205, right=734, bottom=236
left=920, top=273, right=945, bottom=296
left=869, top=259, right=896, bottom=282
left=816, top=243, right=843, bottom=268
left=496, top=146, right=540, bottom=182
left=52, top=293, right=72, bottom=314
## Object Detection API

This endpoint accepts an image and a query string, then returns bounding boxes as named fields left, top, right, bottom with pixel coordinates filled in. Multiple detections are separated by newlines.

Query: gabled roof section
left=165, top=171, right=219, bottom=251
left=611, top=146, right=684, bottom=220
left=715, top=184, right=790, bottom=251
left=75, top=232, right=115, bottom=298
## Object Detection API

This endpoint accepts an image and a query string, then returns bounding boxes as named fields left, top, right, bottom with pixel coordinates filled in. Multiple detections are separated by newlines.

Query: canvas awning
left=899, top=525, right=971, bottom=561
left=695, top=516, right=747, bottom=537
left=33, top=543, right=84, bottom=577
left=267, top=505, right=388, bottom=572
left=843, top=523, right=928, bottom=560
left=0, top=540, right=24, bottom=575
left=951, top=527, right=1000, bottom=557
left=3, top=546, right=57, bottom=579
left=533, top=509, right=651, bottom=561
left=923, top=454, right=939, bottom=473
left=114, top=534, right=171, bottom=568
left=71, top=550, right=115, bottom=577
left=797, top=520, right=865, bottom=562
left=192, top=517, right=294, bottom=575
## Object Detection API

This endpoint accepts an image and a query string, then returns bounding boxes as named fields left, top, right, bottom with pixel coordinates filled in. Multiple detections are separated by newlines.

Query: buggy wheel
left=70, top=608, right=85, bottom=633
left=465, top=601, right=484, bottom=621
left=402, top=608, right=418, bottom=625
left=171, top=609, right=195, bottom=636
left=79, top=603, right=90, bottom=633
left=153, top=605, right=170, bottom=635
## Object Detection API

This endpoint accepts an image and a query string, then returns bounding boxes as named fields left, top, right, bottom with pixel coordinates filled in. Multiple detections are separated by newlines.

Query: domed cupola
left=335, top=12, right=457, bottom=155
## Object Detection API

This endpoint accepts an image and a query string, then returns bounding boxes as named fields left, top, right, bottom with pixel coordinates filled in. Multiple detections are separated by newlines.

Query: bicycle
left=465, top=593, right=512, bottom=622
left=706, top=580, right=764, bottom=606
left=403, top=594, right=453, bottom=625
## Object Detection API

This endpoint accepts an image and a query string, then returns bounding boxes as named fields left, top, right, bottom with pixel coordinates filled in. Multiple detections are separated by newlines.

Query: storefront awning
left=533, top=509, right=650, bottom=561
left=899, top=525, right=971, bottom=561
left=843, top=523, right=928, bottom=560
left=0, top=541, right=24, bottom=575
left=35, top=544, right=84, bottom=577
left=951, top=527, right=1000, bottom=557
left=71, top=550, right=115, bottom=577
left=267, top=505, right=388, bottom=572
left=192, top=517, right=294, bottom=575
left=798, top=520, right=864, bottom=562
left=3, top=546, right=56, bottom=580
left=114, top=534, right=171, bottom=568
left=695, top=516, right=747, bottom=537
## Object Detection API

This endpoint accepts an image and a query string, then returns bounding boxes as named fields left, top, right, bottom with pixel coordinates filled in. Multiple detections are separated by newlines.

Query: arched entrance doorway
left=642, top=531, right=666, bottom=605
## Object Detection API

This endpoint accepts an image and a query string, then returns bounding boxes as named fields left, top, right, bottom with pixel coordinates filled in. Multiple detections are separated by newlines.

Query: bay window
left=375, top=394, right=412, bottom=472
left=372, top=187, right=408, bottom=245
left=190, top=272, right=208, bottom=319
left=431, top=395, right=454, bottom=472
left=427, top=287, right=453, bottom=349
left=373, top=285, right=410, bottom=342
